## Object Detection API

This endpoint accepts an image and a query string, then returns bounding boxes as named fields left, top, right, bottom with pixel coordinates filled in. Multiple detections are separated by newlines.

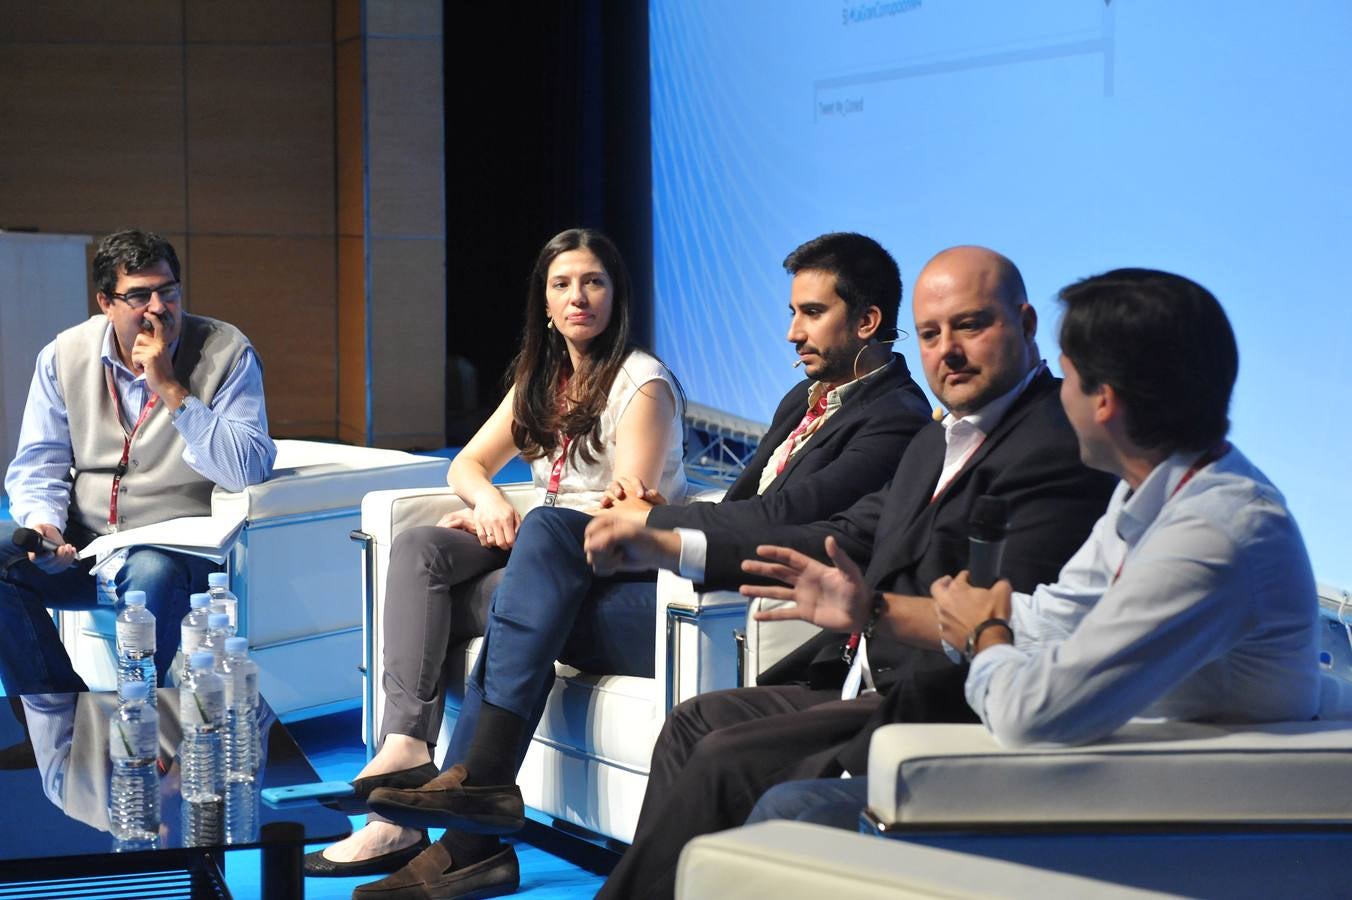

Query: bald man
left=585, top=247, right=1117, bottom=900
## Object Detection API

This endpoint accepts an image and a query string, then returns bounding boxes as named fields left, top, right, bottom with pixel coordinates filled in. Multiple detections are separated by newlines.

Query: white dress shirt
left=966, top=444, right=1320, bottom=747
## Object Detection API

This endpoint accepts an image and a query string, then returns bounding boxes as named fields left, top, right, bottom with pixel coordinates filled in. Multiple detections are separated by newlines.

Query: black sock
left=461, top=700, right=525, bottom=786
left=437, top=830, right=501, bottom=868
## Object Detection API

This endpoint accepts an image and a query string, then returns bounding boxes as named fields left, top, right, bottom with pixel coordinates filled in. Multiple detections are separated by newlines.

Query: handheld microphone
left=967, top=495, right=1009, bottom=589
left=12, top=527, right=62, bottom=554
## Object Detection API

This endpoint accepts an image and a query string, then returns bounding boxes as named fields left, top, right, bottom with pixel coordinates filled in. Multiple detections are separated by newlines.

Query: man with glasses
left=0, top=228, right=276, bottom=694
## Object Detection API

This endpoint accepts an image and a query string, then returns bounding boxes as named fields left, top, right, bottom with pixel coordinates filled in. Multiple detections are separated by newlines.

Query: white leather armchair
left=676, top=583, right=1352, bottom=899
left=676, top=821, right=1165, bottom=900
left=58, top=439, right=449, bottom=718
left=355, top=484, right=747, bottom=842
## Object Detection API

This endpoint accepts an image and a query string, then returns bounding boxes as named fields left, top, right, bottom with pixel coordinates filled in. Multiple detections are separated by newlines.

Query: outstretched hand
left=744, top=536, right=871, bottom=632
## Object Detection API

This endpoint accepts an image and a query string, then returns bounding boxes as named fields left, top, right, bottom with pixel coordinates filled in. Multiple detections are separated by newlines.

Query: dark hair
left=93, top=228, right=181, bottom=296
left=510, top=228, right=634, bottom=465
left=1058, top=268, right=1237, bottom=454
left=783, top=232, right=901, bottom=340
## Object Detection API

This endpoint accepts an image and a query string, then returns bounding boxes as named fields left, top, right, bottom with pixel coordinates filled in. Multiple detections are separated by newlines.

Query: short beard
left=809, top=341, right=865, bottom=386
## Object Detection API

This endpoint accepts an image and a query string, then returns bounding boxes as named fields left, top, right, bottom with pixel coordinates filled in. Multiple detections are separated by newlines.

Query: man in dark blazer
left=344, top=233, right=930, bottom=897
left=585, top=246, right=1118, bottom=900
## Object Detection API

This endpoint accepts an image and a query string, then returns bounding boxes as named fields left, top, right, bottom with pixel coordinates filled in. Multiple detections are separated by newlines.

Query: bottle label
left=181, top=626, right=206, bottom=658
left=110, top=718, right=158, bottom=759
left=116, top=620, right=155, bottom=655
left=180, top=685, right=224, bottom=726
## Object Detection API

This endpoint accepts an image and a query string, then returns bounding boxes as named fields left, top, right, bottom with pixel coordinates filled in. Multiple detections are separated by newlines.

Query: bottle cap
left=123, top=590, right=147, bottom=606
left=118, top=680, right=150, bottom=701
left=224, top=637, right=248, bottom=655
left=208, top=613, right=230, bottom=628
left=190, top=650, right=216, bottom=669
left=208, top=572, right=229, bottom=588
left=189, top=593, right=210, bottom=608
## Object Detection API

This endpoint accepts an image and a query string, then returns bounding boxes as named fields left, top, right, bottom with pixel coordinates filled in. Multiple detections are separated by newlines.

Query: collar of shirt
left=1114, top=446, right=1228, bottom=546
left=806, top=355, right=893, bottom=413
left=940, top=360, right=1045, bottom=447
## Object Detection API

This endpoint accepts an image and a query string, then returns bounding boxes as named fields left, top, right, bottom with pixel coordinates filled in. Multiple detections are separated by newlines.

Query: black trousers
left=596, top=685, right=882, bottom=900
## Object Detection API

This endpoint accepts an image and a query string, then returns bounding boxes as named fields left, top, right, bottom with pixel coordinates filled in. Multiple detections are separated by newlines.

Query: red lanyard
left=105, top=367, right=159, bottom=529
left=1112, top=442, right=1229, bottom=584
left=542, top=374, right=572, bottom=508
left=542, top=435, right=572, bottom=507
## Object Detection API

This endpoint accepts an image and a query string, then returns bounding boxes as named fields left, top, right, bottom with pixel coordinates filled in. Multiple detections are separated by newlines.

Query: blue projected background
left=650, top=1, right=1352, bottom=585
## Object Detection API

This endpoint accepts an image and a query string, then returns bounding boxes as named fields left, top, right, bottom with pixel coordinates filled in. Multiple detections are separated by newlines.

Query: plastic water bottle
left=178, top=593, right=212, bottom=683
left=108, top=681, right=160, bottom=844
left=197, top=612, right=235, bottom=663
left=207, top=572, right=238, bottom=631
left=116, top=590, right=157, bottom=707
left=179, top=651, right=224, bottom=805
left=216, top=637, right=260, bottom=783
left=224, top=779, right=260, bottom=845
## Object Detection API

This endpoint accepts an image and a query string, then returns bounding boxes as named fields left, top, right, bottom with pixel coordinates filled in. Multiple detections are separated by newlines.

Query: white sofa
left=356, top=484, right=748, bottom=842
left=58, top=439, right=449, bottom=718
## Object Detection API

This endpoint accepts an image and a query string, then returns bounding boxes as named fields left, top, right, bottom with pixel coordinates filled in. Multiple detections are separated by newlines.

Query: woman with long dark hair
left=307, top=228, right=685, bottom=875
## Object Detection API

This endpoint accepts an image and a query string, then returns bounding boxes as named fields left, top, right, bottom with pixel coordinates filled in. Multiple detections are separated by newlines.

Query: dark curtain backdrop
left=444, top=0, right=651, bottom=443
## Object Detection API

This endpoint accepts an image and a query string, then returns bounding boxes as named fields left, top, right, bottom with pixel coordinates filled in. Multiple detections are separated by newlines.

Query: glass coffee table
left=0, top=691, right=351, bottom=899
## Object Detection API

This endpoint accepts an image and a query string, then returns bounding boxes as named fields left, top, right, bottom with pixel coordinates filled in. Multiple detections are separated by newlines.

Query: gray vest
left=54, top=314, right=250, bottom=535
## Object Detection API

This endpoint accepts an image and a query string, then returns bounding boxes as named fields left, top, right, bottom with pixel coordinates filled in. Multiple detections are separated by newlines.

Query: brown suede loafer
left=367, top=764, right=525, bottom=834
left=352, top=762, right=441, bottom=799
left=352, top=841, right=519, bottom=899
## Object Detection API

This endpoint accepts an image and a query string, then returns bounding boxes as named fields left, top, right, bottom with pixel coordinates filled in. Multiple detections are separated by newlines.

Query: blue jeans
left=746, top=776, right=870, bottom=831
left=0, top=521, right=219, bottom=694
left=445, top=506, right=658, bottom=772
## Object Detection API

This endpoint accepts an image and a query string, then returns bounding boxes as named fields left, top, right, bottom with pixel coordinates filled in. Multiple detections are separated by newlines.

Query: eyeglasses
left=107, top=280, right=181, bottom=309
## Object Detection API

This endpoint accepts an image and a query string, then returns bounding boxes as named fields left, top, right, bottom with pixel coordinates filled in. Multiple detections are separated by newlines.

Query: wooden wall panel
left=2, top=1, right=446, bottom=448
left=185, top=0, right=332, bottom=43
left=335, top=37, right=365, bottom=239
left=0, top=1, right=182, bottom=43
left=0, top=44, right=186, bottom=234
left=188, top=235, right=337, bottom=438
left=335, top=0, right=362, bottom=42
left=368, top=238, right=444, bottom=448
left=185, top=45, right=335, bottom=236
left=336, top=235, right=367, bottom=445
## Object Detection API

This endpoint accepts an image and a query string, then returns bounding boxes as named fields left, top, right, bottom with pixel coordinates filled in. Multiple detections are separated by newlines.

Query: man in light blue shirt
left=1, top=228, right=275, bottom=694
left=749, top=266, right=1319, bottom=827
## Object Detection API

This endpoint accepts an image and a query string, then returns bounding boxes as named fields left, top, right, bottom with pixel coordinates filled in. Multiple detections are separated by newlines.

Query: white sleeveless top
left=528, top=349, right=687, bottom=511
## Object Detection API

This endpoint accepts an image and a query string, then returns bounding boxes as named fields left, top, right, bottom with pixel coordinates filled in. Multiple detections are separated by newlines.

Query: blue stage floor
left=0, top=455, right=604, bottom=898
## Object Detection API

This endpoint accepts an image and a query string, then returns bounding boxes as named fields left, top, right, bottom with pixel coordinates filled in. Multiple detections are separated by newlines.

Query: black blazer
left=648, top=354, right=931, bottom=535
left=703, top=369, right=1117, bottom=692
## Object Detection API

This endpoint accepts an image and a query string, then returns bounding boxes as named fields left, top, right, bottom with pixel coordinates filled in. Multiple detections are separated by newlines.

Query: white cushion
left=867, top=720, right=1352, bottom=826
left=676, top=822, right=1168, bottom=900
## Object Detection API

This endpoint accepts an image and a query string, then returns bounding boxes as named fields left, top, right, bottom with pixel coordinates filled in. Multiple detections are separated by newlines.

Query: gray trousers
left=378, top=525, right=507, bottom=745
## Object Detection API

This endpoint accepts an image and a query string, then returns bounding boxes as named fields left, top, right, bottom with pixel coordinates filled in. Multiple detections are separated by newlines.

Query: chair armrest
left=742, top=596, right=822, bottom=685
left=865, top=720, right=1352, bottom=829
left=677, top=821, right=1158, bottom=900
left=655, top=569, right=748, bottom=710
left=213, top=439, right=448, bottom=521
left=359, top=482, right=538, bottom=545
